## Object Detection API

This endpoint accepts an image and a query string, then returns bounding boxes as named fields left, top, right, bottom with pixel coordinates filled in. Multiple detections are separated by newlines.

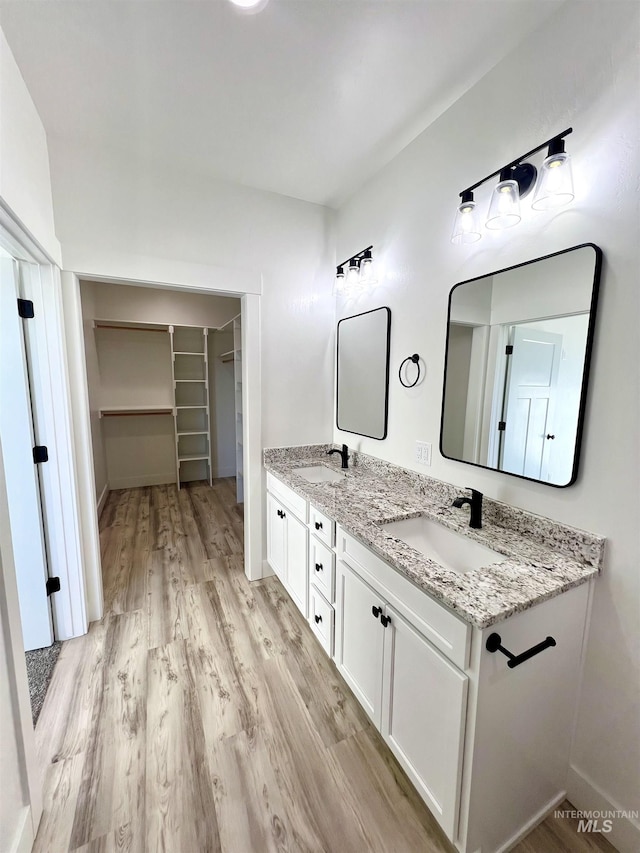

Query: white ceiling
left=0, top=1, right=561, bottom=208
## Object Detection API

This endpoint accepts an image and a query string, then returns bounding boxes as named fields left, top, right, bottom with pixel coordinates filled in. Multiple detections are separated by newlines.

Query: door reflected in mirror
left=440, top=244, right=602, bottom=487
left=337, top=306, right=391, bottom=440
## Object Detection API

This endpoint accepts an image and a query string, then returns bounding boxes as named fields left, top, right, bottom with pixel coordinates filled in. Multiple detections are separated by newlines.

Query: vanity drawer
left=309, top=504, right=335, bottom=548
left=309, top=587, right=334, bottom=657
left=337, top=526, right=470, bottom=670
left=309, top=537, right=335, bottom=603
left=267, top=472, right=308, bottom=522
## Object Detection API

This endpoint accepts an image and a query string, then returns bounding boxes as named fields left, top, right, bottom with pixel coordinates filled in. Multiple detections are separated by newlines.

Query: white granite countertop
left=264, top=446, right=605, bottom=629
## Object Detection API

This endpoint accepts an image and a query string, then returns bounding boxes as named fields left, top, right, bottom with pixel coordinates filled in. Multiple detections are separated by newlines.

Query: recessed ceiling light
left=228, top=0, right=269, bottom=11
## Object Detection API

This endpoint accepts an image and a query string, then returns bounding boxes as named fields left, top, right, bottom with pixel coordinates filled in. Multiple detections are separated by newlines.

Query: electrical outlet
left=415, top=441, right=432, bottom=466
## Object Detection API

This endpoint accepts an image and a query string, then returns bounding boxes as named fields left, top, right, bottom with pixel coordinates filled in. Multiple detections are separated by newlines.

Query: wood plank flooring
left=34, top=479, right=615, bottom=853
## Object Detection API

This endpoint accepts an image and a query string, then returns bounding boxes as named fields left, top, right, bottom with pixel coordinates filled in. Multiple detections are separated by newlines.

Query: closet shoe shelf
left=99, top=406, right=174, bottom=418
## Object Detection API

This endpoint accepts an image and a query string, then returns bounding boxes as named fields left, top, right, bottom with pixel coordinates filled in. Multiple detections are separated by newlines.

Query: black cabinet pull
left=314, top=614, right=322, bottom=624
left=371, top=605, right=382, bottom=619
left=315, top=521, right=323, bottom=530
left=315, top=563, right=323, bottom=572
left=486, top=632, right=556, bottom=669
left=276, top=509, right=286, bottom=519
left=380, top=614, right=391, bottom=627
left=546, top=434, right=556, bottom=440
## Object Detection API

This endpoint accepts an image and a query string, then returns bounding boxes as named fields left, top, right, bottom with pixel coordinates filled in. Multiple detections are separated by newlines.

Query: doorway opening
left=77, top=277, right=248, bottom=618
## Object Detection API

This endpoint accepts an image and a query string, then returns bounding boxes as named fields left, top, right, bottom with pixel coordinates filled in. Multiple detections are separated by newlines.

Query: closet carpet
left=33, top=479, right=614, bottom=853
left=25, top=641, right=62, bottom=725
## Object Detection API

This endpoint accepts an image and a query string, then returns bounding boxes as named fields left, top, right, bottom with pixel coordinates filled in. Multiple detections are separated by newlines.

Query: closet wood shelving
left=94, top=319, right=213, bottom=487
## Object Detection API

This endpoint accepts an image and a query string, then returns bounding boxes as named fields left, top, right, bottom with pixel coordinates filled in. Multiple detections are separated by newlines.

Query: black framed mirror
left=440, top=244, right=602, bottom=487
left=337, top=306, right=391, bottom=440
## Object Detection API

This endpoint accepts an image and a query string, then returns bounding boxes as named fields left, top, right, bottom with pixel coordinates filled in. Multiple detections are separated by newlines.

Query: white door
left=0, top=257, right=53, bottom=650
left=381, top=606, right=468, bottom=840
left=500, top=325, right=562, bottom=480
left=285, top=512, right=308, bottom=618
left=266, top=493, right=286, bottom=583
left=335, top=560, right=385, bottom=727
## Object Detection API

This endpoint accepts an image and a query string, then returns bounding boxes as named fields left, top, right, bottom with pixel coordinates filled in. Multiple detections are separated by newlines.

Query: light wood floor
left=34, top=479, right=615, bottom=853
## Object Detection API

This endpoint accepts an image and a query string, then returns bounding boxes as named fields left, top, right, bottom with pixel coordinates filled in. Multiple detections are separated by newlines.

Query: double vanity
left=264, top=445, right=605, bottom=853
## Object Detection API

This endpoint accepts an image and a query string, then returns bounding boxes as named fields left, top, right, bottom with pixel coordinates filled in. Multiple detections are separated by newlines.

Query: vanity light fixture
left=335, top=245, right=375, bottom=293
left=451, top=128, right=573, bottom=244
left=451, top=190, right=482, bottom=244
left=531, top=137, right=575, bottom=210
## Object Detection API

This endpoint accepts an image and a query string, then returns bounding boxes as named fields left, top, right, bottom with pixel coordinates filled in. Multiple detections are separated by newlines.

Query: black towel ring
left=399, top=354, right=421, bottom=388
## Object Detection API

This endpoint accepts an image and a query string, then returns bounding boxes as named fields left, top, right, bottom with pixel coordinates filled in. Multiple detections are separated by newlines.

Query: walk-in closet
left=79, top=280, right=243, bottom=514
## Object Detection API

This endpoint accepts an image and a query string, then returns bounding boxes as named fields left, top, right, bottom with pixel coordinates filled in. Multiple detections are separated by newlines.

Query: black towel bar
left=486, top=632, right=556, bottom=669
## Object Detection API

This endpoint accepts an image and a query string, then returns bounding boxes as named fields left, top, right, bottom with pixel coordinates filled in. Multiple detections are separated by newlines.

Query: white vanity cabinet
left=335, top=544, right=468, bottom=839
left=265, top=472, right=593, bottom=852
left=307, top=504, right=336, bottom=656
left=266, top=474, right=308, bottom=617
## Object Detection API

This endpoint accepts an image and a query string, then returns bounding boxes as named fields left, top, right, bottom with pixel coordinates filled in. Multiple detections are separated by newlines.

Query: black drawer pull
left=315, top=563, right=323, bottom=572
left=371, top=606, right=382, bottom=620
left=315, top=521, right=323, bottom=530
left=277, top=509, right=286, bottom=519
left=314, top=614, right=322, bottom=624
left=380, top=614, right=391, bottom=627
left=486, top=632, right=556, bottom=669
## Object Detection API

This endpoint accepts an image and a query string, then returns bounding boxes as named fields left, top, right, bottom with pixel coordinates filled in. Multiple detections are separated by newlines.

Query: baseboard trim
left=96, top=482, right=109, bottom=518
left=108, top=473, right=176, bottom=489
left=567, top=764, right=640, bottom=852
left=214, top=466, right=236, bottom=479
left=494, top=791, right=566, bottom=853
left=11, top=806, right=33, bottom=853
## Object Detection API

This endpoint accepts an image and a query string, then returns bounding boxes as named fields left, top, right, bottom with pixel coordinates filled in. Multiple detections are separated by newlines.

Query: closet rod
left=94, top=323, right=167, bottom=333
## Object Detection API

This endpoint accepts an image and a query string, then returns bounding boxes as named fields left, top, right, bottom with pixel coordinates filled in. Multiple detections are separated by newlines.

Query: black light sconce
left=335, top=245, right=375, bottom=294
left=451, top=128, right=574, bottom=245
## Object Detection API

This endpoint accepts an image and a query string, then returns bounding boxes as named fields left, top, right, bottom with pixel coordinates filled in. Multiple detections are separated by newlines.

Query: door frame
left=61, top=271, right=263, bottom=624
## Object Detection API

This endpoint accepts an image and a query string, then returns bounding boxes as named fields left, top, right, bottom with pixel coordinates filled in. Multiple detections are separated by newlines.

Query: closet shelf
left=175, top=379, right=207, bottom=383
left=177, top=430, right=208, bottom=436
left=179, top=454, right=209, bottom=462
left=99, top=406, right=173, bottom=418
left=94, top=320, right=169, bottom=333
left=175, top=405, right=207, bottom=409
left=174, top=351, right=205, bottom=356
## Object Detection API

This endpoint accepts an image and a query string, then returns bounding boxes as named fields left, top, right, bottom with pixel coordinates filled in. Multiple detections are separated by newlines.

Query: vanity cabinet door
left=285, top=512, right=308, bottom=618
left=381, top=606, right=468, bottom=840
left=335, top=560, right=385, bottom=727
left=267, top=493, right=287, bottom=584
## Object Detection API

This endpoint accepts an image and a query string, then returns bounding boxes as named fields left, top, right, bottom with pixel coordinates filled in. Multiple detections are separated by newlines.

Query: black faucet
left=326, top=443, right=350, bottom=469
left=452, top=488, right=483, bottom=529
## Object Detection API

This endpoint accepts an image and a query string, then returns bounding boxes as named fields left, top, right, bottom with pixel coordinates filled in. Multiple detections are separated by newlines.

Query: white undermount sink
left=294, top=465, right=346, bottom=484
left=382, top=516, right=504, bottom=574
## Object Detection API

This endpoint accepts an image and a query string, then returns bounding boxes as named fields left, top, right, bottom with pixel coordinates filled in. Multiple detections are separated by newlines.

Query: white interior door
left=0, top=256, right=53, bottom=651
left=499, top=325, right=562, bottom=480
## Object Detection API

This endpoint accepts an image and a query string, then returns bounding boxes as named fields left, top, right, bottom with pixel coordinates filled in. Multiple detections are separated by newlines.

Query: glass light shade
left=486, top=179, right=521, bottom=230
left=346, top=260, right=360, bottom=286
left=451, top=200, right=482, bottom=244
left=359, top=251, right=376, bottom=284
left=531, top=152, right=574, bottom=210
left=334, top=267, right=346, bottom=295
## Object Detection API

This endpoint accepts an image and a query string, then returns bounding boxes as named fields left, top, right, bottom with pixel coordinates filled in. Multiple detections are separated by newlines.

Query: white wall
left=0, top=26, right=60, bottom=264
left=209, top=328, right=237, bottom=479
left=51, top=143, right=336, bottom=450
left=335, top=2, right=640, bottom=846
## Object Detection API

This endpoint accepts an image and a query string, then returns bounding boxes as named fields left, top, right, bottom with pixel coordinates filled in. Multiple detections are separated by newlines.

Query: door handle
left=315, top=563, right=323, bottom=572
left=315, top=521, right=323, bottom=530
left=314, top=614, right=322, bottom=624
left=546, top=434, right=555, bottom=440
left=372, top=605, right=382, bottom=619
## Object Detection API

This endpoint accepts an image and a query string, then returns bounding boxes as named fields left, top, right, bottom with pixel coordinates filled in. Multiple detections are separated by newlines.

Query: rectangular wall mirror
left=337, top=306, right=391, bottom=440
left=440, top=244, right=602, bottom=487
